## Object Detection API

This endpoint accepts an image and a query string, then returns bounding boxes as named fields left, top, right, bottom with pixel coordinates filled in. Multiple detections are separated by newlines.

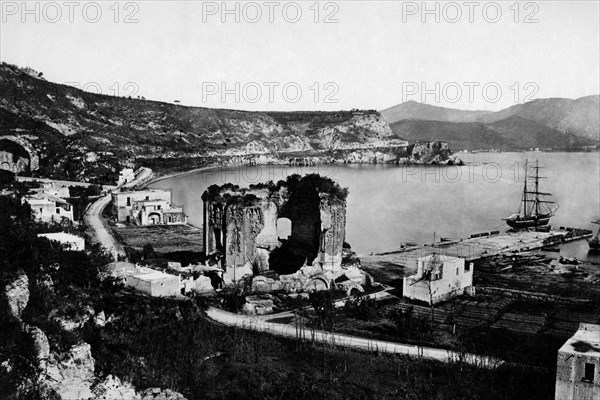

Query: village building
left=24, top=194, right=74, bottom=224
left=130, top=198, right=187, bottom=225
left=111, top=189, right=186, bottom=225
left=102, top=262, right=181, bottom=297
left=555, top=323, right=600, bottom=400
left=117, top=168, right=136, bottom=186
left=29, top=181, right=70, bottom=198
left=403, top=254, right=474, bottom=305
left=37, top=232, right=85, bottom=251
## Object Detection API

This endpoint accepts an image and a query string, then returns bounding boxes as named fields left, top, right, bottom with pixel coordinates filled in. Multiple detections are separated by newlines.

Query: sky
left=1, top=0, right=599, bottom=111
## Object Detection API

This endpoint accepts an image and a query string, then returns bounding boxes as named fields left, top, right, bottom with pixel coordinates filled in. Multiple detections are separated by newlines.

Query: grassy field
left=111, top=224, right=203, bottom=253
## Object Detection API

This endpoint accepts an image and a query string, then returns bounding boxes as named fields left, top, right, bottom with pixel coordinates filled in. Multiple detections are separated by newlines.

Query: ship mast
left=534, top=159, right=539, bottom=219
left=522, top=159, right=528, bottom=217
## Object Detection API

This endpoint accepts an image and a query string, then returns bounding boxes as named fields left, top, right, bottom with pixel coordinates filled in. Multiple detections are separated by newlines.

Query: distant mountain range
left=381, top=97, right=599, bottom=151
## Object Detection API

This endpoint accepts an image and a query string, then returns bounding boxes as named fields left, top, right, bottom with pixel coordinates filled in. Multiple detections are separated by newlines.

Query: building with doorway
left=555, top=323, right=600, bottom=400
left=112, top=189, right=187, bottom=226
left=403, top=254, right=474, bottom=305
left=129, top=198, right=187, bottom=225
left=24, top=194, right=74, bottom=224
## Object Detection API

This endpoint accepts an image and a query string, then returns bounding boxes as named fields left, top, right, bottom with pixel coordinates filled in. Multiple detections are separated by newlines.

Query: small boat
left=541, top=246, right=560, bottom=252
left=503, top=159, right=558, bottom=229
left=588, top=221, right=600, bottom=251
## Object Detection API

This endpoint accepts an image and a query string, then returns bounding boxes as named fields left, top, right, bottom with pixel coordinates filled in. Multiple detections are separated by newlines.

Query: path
left=205, top=306, right=502, bottom=368
left=85, top=193, right=126, bottom=259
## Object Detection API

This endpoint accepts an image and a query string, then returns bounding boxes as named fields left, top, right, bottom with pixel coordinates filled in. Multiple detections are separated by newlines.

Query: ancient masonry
left=0, top=135, right=39, bottom=173
left=202, top=176, right=347, bottom=277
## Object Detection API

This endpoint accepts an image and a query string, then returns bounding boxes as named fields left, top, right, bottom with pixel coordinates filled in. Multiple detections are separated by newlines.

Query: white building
left=555, top=323, right=600, bottom=400
left=29, top=181, right=70, bottom=198
left=24, top=194, right=74, bottom=224
left=403, top=254, right=473, bottom=305
left=130, top=199, right=187, bottom=225
left=103, top=262, right=181, bottom=297
left=117, top=168, right=136, bottom=186
left=38, top=232, right=85, bottom=251
left=111, top=189, right=172, bottom=222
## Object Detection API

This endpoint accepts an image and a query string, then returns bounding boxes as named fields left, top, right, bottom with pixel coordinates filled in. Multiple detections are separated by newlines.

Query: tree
left=142, top=243, right=155, bottom=260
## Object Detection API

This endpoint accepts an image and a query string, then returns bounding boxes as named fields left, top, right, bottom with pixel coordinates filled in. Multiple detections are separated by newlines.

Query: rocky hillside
left=382, top=97, right=600, bottom=150
left=0, top=62, right=457, bottom=184
left=390, top=116, right=593, bottom=152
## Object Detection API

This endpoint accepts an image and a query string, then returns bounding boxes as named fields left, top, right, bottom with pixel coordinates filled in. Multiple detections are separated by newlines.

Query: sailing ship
left=503, top=159, right=559, bottom=229
left=587, top=221, right=600, bottom=251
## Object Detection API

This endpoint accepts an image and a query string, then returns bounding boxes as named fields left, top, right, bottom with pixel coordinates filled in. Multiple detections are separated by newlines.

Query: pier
left=362, top=228, right=593, bottom=273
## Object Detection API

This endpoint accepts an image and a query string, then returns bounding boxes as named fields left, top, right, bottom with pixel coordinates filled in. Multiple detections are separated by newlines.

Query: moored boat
left=588, top=221, right=600, bottom=251
left=503, top=159, right=558, bottom=229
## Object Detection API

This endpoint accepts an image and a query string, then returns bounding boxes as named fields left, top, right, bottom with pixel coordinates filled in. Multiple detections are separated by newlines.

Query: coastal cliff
left=0, top=63, right=458, bottom=184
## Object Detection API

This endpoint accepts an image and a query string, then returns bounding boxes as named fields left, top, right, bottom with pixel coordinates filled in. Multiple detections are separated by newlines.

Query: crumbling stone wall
left=317, top=202, right=346, bottom=271
left=0, top=136, right=39, bottom=172
left=202, top=175, right=347, bottom=276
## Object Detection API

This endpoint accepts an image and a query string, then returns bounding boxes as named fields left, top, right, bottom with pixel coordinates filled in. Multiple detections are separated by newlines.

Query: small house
left=24, top=194, right=74, bottom=224
left=403, top=254, right=473, bottom=305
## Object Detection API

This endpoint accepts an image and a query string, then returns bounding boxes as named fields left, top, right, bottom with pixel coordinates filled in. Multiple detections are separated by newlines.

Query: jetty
left=364, top=227, right=593, bottom=271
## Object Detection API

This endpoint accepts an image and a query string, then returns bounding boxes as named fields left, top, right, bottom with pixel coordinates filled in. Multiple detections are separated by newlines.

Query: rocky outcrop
left=22, top=325, right=50, bottom=370
left=4, top=273, right=29, bottom=320
left=139, top=388, right=187, bottom=400
left=92, top=375, right=140, bottom=400
left=242, top=295, right=274, bottom=315
left=407, top=141, right=454, bottom=164
left=43, top=343, right=96, bottom=400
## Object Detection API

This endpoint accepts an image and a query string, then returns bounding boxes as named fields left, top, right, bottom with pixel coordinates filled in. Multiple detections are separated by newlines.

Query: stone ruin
left=0, top=135, right=39, bottom=174
left=201, top=174, right=371, bottom=301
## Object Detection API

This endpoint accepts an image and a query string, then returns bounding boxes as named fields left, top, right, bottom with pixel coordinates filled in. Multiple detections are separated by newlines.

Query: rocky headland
left=0, top=63, right=460, bottom=185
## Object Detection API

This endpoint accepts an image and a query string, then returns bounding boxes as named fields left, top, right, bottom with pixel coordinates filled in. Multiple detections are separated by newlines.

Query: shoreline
left=145, top=165, right=222, bottom=186
left=144, top=159, right=466, bottom=187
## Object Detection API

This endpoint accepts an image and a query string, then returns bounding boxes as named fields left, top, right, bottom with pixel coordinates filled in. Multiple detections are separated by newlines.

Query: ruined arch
left=202, top=174, right=347, bottom=277
left=306, top=276, right=329, bottom=292
left=0, top=136, right=39, bottom=173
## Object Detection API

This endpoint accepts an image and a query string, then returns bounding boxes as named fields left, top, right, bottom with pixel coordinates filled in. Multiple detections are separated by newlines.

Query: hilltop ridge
left=0, top=62, right=455, bottom=184
left=382, top=97, right=599, bottom=151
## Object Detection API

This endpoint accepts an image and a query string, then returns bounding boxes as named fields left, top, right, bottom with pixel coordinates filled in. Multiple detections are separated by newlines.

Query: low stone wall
left=478, top=286, right=591, bottom=304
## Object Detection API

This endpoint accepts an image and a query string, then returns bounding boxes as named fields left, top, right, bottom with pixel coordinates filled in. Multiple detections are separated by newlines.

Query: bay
left=150, top=152, right=600, bottom=262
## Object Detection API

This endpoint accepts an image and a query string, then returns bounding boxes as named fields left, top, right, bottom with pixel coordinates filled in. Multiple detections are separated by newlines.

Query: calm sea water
left=150, top=152, right=600, bottom=262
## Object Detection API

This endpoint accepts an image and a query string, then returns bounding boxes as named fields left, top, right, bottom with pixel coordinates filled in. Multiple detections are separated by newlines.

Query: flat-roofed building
left=111, top=189, right=172, bottom=222
left=555, top=323, right=600, bottom=400
left=102, top=262, right=181, bottom=297
left=38, top=232, right=85, bottom=251
left=24, top=194, right=74, bottom=224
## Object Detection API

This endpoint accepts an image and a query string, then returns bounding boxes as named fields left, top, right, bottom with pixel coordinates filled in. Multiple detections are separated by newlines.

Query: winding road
left=85, top=193, right=126, bottom=259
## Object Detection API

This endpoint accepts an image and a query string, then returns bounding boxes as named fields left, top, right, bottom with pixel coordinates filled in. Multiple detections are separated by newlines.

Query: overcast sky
left=1, top=1, right=599, bottom=111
